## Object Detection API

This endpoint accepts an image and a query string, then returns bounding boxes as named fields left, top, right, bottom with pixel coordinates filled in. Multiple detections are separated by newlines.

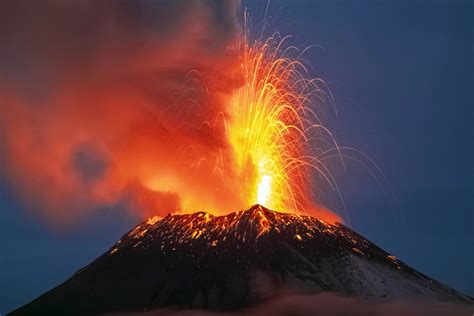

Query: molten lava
left=224, top=34, right=341, bottom=218
left=138, top=33, right=343, bottom=222
left=111, top=205, right=339, bottom=256
left=111, top=204, right=343, bottom=256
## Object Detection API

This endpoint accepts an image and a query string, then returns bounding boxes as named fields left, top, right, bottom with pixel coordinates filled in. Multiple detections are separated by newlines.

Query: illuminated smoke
left=0, top=0, right=242, bottom=224
left=0, top=0, right=341, bottom=225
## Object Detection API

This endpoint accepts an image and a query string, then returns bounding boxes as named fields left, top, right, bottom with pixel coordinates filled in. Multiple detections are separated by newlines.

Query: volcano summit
left=10, top=205, right=472, bottom=315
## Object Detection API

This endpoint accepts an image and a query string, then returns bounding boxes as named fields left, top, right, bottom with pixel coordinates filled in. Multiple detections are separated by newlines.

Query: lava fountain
left=224, top=33, right=342, bottom=219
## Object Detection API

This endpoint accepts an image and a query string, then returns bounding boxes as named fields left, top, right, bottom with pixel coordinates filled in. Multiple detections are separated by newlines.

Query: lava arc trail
left=223, top=32, right=342, bottom=219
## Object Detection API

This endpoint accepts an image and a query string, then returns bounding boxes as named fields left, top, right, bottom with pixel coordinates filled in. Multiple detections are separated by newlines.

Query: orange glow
left=130, top=32, right=343, bottom=223
left=1, top=5, right=343, bottom=226
left=257, top=175, right=272, bottom=205
left=112, top=205, right=343, bottom=257
left=224, top=32, right=342, bottom=221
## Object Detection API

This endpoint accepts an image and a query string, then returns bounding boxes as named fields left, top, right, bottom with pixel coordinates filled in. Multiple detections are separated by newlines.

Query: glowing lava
left=257, top=175, right=272, bottom=205
left=226, top=33, right=339, bottom=214
left=136, top=31, right=343, bottom=224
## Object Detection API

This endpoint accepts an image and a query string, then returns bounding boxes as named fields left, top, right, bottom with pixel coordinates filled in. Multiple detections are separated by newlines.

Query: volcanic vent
left=11, top=205, right=472, bottom=315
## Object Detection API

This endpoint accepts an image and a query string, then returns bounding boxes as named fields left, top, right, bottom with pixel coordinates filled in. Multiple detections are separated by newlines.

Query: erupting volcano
left=3, top=2, right=472, bottom=316
left=11, top=205, right=472, bottom=315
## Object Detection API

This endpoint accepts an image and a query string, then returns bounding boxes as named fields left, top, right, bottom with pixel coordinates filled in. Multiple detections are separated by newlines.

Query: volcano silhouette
left=10, top=205, right=472, bottom=315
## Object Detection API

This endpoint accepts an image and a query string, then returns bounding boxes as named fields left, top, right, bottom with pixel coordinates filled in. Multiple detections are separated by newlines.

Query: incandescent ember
left=111, top=205, right=393, bottom=262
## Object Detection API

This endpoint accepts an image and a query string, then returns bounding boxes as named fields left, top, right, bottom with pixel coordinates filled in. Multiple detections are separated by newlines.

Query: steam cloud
left=0, top=0, right=244, bottom=224
left=106, top=292, right=472, bottom=316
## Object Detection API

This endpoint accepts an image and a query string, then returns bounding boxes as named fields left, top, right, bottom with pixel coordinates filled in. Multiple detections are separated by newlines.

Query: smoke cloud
left=106, top=292, right=472, bottom=316
left=0, top=0, right=343, bottom=226
left=0, top=0, right=245, bottom=224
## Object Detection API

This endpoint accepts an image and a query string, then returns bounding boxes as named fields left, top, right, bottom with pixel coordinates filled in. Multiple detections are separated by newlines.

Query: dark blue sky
left=1, top=0, right=472, bottom=313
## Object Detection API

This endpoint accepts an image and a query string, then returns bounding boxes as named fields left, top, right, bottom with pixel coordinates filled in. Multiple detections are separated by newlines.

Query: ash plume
left=0, top=0, right=243, bottom=224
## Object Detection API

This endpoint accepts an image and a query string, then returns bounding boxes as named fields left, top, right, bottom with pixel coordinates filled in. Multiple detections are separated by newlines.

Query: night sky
left=1, top=0, right=472, bottom=313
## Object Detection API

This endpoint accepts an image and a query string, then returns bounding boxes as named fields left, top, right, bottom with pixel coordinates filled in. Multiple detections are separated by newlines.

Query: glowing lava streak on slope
left=227, top=32, right=341, bottom=215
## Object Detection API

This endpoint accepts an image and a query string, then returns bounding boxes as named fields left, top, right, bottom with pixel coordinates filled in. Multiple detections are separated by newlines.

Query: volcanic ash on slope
left=10, top=205, right=473, bottom=315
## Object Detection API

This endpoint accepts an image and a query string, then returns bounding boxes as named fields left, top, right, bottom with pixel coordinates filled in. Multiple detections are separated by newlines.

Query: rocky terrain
left=10, top=205, right=472, bottom=315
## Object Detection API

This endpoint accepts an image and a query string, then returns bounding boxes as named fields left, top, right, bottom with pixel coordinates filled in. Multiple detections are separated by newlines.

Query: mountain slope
left=10, top=205, right=472, bottom=315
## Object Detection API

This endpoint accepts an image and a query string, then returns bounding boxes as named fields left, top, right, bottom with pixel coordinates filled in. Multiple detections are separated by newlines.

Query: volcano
left=10, top=205, right=472, bottom=315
